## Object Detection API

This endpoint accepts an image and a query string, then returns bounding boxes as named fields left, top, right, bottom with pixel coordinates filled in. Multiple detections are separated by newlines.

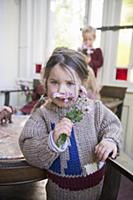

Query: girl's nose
left=58, top=84, right=66, bottom=94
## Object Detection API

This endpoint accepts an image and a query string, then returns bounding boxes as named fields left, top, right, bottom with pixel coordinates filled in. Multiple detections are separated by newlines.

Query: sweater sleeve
left=89, top=48, right=104, bottom=76
left=19, top=110, right=60, bottom=169
left=94, top=101, right=122, bottom=151
left=89, top=48, right=103, bottom=69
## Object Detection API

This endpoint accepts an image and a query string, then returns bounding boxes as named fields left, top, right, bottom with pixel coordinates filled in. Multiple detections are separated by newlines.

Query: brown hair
left=43, top=48, right=89, bottom=88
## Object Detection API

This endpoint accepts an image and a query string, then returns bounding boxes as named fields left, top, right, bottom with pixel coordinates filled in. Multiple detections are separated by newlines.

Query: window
left=96, top=0, right=133, bottom=87
left=88, top=0, right=104, bottom=47
left=116, top=0, right=133, bottom=82
left=54, top=0, right=86, bottom=49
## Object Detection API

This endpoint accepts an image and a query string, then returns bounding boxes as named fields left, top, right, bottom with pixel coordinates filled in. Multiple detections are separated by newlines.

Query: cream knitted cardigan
left=19, top=98, right=122, bottom=200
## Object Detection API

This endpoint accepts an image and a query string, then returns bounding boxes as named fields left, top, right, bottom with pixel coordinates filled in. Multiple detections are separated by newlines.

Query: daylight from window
left=55, top=0, right=85, bottom=49
left=116, top=0, right=133, bottom=82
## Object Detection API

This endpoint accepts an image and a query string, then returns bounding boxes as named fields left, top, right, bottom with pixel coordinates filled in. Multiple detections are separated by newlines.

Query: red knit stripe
left=47, top=166, right=105, bottom=191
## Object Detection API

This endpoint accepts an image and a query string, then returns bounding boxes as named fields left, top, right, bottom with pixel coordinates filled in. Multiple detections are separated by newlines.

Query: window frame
left=84, top=0, right=133, bottom=89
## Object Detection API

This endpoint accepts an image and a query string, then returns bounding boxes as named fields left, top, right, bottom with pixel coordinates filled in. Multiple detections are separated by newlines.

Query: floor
left=117, top=175, right=133, bottom=200
left=0, top=176, right=132, bottom=200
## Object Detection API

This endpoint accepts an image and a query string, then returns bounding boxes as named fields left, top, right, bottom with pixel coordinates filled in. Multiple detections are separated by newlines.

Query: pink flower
left=79, top=85, right=87, bottom=97
left=52, top=92, right=75, bottom=104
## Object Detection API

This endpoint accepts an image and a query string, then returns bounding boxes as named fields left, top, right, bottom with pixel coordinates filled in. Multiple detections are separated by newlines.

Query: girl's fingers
left=55, top=124, right=71, bottom=134
left=96, top=147, right=112, bottom=161
left=95, top=143, right=104, bottom=154
left=53, top=117, right=74, bottom=143
left=61, top=118, right=73, bottom=126
left=55, top=124, right=72, bottom=134
left=95, top=140, right=117, bottom=161
left=101, top=149, right=111, bottom=161
left=97, top=147, right=107, bottom=161
left=111, top=147, right=117, bottom=159
left=57, top=120, right=73, bottom=129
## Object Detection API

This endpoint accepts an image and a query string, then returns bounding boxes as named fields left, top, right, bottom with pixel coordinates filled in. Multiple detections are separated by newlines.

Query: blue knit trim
left=49, top=123, right=82, bottom=175
left=49, top=122, right=61, bottom=174
left=51, top=122, right=55, bottom=131
left=64, top=127, right=82, bottom=175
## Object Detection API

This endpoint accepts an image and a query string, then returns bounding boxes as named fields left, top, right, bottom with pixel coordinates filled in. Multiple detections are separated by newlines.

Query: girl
left=19, top=48, right=122, bottom=200
left=80, top=26, right=104, bottom=77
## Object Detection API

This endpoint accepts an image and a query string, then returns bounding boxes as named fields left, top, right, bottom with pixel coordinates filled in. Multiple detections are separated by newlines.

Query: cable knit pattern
left=19, top=98, right=122, bottom=200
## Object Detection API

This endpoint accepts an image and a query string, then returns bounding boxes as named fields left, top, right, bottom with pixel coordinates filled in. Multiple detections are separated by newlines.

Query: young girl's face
left=47, top=64, right=81, bottom=108
left=83, top=32, right=95, bottom=48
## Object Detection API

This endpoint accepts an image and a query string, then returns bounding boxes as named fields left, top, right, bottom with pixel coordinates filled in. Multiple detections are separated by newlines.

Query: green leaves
left=56, top=133, right=67, bottom=148
left=66, top=107, right=83, bottom=123
left=56, top=106, right=83, bottom=148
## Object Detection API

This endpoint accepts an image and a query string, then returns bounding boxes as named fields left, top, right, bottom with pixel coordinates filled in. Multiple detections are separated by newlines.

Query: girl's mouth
left=52, top=92, right=75, bottom=104
left=57, top=97, right=72, bottom=103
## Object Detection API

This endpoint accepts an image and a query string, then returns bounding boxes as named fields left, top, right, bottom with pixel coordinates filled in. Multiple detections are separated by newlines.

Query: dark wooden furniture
left=0, top=115, right=47, bottom=185
left=100, top=153, right=133, bottom=200
left=100, top=86, right=127, bottom=99
left=100, top=86, right=127, bottom=119
left=100, top=86, right=129, bottom=200
left=107, top=153, right=133, bottom=182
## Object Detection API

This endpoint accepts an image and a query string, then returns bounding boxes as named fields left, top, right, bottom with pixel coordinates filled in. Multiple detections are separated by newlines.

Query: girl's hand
left=95, top=140, right=117, bottom=161
left=53, top=118, right=73, bottom=143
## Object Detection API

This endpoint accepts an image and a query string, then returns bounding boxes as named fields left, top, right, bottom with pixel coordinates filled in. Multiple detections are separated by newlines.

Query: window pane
left=90, top=0, right=104, bottom=47
left=120, top=0, right=133, bottom=26
left=55, top=0, right=85, bottom=49
left=116, top=0, right=133, bottom=68
left=90, top=0, right=104, bottom=27
left=116, top=29, right=132, bottom=67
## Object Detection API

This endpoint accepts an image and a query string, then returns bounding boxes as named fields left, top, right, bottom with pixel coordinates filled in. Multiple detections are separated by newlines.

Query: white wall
left=0, top=0, right=54, bottom=107
left=18, top=0, right=55, bottom=81
left=0, top=0, right=19, bottom=89
left=0, top=0, right=20, bottom=105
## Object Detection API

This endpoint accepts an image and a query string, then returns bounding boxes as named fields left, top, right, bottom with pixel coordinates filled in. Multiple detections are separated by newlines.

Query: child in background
left=80, top=49, right=101, bottom=100
left=19, top=48, right=122, bottom=200
left=80, top=26, right=104, bottom=77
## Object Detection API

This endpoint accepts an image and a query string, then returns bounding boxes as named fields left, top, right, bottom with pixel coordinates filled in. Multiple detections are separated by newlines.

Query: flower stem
left=56, top=133, right=67, bottom=148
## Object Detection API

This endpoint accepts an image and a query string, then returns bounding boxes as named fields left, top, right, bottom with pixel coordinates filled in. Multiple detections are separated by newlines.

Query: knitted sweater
left=19, top=98, right=122, bottom=200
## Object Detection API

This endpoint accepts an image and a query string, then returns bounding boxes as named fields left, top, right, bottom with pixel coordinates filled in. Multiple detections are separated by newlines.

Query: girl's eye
left=67, top=82, right=75, bottom=86
left=50, top=80, right=58, bottom=85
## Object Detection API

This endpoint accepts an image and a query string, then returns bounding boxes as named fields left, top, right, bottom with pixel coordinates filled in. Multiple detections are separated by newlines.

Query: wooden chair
left=100, top=86, right=127, bottom=119
left=100, top=86, right=127, bottom=199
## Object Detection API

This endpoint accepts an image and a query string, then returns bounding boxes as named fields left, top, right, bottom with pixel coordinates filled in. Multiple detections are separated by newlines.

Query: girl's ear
left=79, top=85, right=87, bottom=97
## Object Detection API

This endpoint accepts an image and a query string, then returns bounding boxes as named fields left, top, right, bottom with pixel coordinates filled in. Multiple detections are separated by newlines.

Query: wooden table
left=0, top=115, right=47, bottom=186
